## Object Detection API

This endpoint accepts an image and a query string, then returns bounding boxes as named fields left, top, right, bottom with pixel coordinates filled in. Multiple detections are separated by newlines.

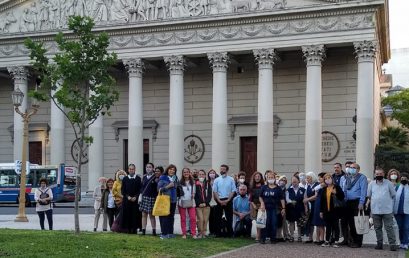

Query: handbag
left=256, top=210, right=266, bottom=229
left=152, top=193, right=170, bottom=216
left=354, top=209, right=369, bottom=234
left=179, top=199, right=194, bottom=208
left=332, top=195, right=345, bottom=208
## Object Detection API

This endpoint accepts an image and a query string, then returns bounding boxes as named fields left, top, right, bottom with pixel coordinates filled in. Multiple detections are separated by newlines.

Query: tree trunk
left=74, top=138, right=83, bottom=235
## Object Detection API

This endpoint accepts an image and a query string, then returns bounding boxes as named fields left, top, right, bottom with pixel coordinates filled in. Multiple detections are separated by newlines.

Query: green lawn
left=0, top=229, right=253, bottom=258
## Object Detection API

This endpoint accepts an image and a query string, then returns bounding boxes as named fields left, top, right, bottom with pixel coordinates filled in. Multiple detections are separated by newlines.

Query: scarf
left=345, top=173, right=361, bottom=190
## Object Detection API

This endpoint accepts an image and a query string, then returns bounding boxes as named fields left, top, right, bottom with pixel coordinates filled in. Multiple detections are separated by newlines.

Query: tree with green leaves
left=382, top=88, right=409, bottom=129
left=25, top=16, right=119, bottom=234
left=379, top=126, right=409, bottom=150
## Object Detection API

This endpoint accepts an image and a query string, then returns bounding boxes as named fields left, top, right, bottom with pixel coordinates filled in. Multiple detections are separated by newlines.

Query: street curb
left=206, top=243, right=258, bottom=258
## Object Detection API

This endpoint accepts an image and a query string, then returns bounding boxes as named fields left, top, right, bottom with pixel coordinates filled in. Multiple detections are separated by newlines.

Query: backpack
left=39, top=189, right=50, bottom=205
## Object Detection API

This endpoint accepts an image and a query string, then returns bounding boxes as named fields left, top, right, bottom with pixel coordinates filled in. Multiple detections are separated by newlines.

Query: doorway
left=240, top=137, right=257, bottom=182
left=123, top=139, right=150, bottom=173
left=29, top=141, right=42, bottom=165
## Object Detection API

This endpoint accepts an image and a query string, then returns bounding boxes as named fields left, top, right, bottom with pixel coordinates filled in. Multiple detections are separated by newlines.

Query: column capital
left=123, top=58, right=144, bottom=78
left=164, top=55, right=185, bottom=75
left=302, top=45, right=326, bottom=66
left=253, top=49, right=277, bottom=69
left=7, top=66, right=29, bottom=84
left=354, top=40, right=377, bottom=62
left=207, top=52, right=229, bottom=72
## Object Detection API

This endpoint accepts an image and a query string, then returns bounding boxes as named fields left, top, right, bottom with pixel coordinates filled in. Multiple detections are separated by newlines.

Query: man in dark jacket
left=121, top=164, right=142, bottom=234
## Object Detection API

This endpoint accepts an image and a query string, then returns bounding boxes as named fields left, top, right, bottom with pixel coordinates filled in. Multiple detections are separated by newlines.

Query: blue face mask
left=349, top=168, right=357, bottom=175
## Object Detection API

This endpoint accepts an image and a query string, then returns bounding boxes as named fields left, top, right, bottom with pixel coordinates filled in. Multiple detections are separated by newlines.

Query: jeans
left=159, top=202, right=176, bottom=235
left=372, top=213, right=397, bottom=245
left=234, top=216, right=252, bottom=237
left=179, top=206, right=197, bottom=236
left=395, top=214, right=409, bottom=245
left=262, top=208, right=277, bottom=241
left=38, top=209, right=53, bottom=230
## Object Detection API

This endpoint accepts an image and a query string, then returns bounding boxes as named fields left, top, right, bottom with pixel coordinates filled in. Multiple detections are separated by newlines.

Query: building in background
left=0, top=0, right=390, bottom=191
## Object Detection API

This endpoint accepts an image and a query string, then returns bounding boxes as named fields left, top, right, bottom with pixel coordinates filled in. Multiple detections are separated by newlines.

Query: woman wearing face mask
left=34, top=178, right=53, bottom=230
left=236, top=171, right=248, bottom=194
left=394, top=172, right=409, bottom=250
left=388, top=169, right=401, bottom=189
left=319, top=173, right=345, bottom=247
left=276, top=175, right=290, bottom=242
left=312, top=172, right=326, bottom=245
left=303, top=172, right=319, bottom=243
left=207, top=169, right=219, bottom=237
left=259, top=171, right=286, bottom=244
left=139, top=162, right=159, bottom=236
left=195, top=169, right=212, bottom=238
left=157, top=164, right=178, bottom=239
left=113, top=169, right=127, bottom=209
left=286, top=175, right=306, bottom=242
left=250, top=171, right=265, bottom=242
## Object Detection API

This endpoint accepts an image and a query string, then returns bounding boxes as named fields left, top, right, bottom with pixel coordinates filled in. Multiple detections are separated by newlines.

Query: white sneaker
left=321, top=242, right=330, bottom=247
left=403, top=244, right=408, bottom=250
left=332, top=243, right=339, bottom=248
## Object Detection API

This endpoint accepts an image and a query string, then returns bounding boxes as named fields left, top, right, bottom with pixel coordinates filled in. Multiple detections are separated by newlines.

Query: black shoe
left=142, top=229, right=146, bottom=235
left=103, top=229, right=107, bottom=232
left=276, top=238, right=285, bottom=242
left=350, top=243, right=361, bottom=248
left=260, top=240, right=266, bottom=244
left=390, top=245, right=397, bottom=251
left=375, top=244, right=383, bottom=250
left=270, top=240, right=277, bottom=244
left=339, top=241, right=348, bottom=246
left=305, top=240, right=313, bottom=244
left=93, top=228, right=97, bottom=232
left=152, top=229, right=157, bottom=236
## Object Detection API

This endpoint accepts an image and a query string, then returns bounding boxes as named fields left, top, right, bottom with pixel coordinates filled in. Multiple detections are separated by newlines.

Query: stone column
left=208, top=52, right=229, bottom=170
left=253, top=49, right=277, bottom=173
left=302, top=45, right=326, bottom=173
left=354, top=41, right=377, bottom=178
left=50, top=84, right=65, bottom=165
left=124, top=58, right=144, bottom=175
left=164, top=55, right=185, bottom=177
left=88, top=100, right=104, bottom=192
left=8, top=66, right=29, bottom=163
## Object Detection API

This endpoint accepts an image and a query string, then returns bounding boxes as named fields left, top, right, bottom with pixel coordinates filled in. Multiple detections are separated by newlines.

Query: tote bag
left=152, top=193, right=170, bottom=216
left=354, top=210, right=369, bottom=235
left=256, top=210, right=266, bottom=229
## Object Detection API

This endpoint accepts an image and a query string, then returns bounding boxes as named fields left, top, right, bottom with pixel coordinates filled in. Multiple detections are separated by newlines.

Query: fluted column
left=253, top=49, right=277, bottom=172
left=8, top=66, right=29, bottom=163
left=88, top=96, right=104, bottom=191
left=164, top=55, right=185, bottom=177
left=50, top=84, right=65, bottom=165
left=208, top=52, right=229, bottom=170
left=124, top=58, right=144, bottom=175
left=354, top=41, right=377, bottom=178
left=302, top=45, right=326, bottom=173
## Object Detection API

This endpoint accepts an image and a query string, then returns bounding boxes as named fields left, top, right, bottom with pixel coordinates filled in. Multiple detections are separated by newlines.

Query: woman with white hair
left=93, top=177, right=108, bottom=232
left=303, top=172, right=319, bottom=243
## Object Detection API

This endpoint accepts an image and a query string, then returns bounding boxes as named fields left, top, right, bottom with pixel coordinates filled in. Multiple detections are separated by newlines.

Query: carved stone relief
left=0, top=0, right=291, bottom=34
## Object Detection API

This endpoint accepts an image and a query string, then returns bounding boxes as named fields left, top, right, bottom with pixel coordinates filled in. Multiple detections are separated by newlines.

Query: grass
left=0, top=229, right=253, bottom=258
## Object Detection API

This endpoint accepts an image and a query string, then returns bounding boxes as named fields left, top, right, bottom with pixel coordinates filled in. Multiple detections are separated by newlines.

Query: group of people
left=32, top=160, right=408, bottom=251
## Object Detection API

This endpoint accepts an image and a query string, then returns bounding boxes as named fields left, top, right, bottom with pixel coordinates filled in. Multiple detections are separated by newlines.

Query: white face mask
left=199, top=177, right=205, bottom=183
left=239, top=178, right=245, bottom=183
left=267, top=179, right=275, bottom=185
left=119, top=175, right=125, bottom=180
left=390, top=174, right=398, bottom=180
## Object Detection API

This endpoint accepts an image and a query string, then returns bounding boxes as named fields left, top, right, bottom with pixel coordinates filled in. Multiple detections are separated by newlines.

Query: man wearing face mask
left=394, top=172, right=409, bottom=250
left=233, top=184, right=252, bottom=237
left=367, top=168, right=397, bottom=251
left=340, top=163, right=368, bottom=248
left=213, top=164, right=236, bottom=237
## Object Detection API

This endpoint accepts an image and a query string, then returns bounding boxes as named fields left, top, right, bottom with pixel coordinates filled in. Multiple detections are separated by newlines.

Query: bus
left=0, top=163, right=77, bottom=205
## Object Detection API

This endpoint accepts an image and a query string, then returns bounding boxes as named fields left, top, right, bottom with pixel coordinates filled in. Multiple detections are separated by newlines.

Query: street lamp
left=11, top=87, right=39, bottom=222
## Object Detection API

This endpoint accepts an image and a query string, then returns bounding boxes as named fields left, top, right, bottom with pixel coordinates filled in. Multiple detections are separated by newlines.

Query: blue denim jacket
left=157, top=175, right=177, bottom=203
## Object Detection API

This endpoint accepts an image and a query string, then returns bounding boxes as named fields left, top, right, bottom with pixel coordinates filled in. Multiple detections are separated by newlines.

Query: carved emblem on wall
left=322, top=131, right=340, bottom=163
left=184, top=135, right=205, bottom=164
left=71, top=138, right=89, bottom=165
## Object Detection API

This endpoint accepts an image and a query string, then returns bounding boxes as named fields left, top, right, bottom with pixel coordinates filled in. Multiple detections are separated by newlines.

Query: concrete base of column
left=88, top=126, right=104, bottom=192
left=304, top=119, right=322, bottom=173
left=257, top=121, right=274, bottom=173
left=50, top=128, right=65, bottom=165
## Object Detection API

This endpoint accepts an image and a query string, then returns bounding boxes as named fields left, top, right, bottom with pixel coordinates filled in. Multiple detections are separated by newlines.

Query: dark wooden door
left=29, top=141, right=42, bottom=165
left=240, top=137, right=257, bottom=182
left=123, top=139, right=149, bottom=172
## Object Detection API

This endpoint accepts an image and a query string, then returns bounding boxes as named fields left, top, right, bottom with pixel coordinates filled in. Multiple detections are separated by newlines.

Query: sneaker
left=375, top=244, right=383, bottom=250
left=390, top=245, right=397, bottom=251
left=298, top=237, right=302, bottom=242
left=321, top=242, right=330, bottom=247
left=160, top=234, right=169, bottom=239
left=403, top=244, right=408, bottom=250
left=168, top=234, right=176, bottom=238
left=192, top=235, right=198, bottom=239
left=182, top=235, right=187, bottom=239
left=332, top=243, right=339, bottom=248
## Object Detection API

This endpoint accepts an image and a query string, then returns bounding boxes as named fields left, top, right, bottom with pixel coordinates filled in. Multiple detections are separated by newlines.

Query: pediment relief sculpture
left=0, top=0, right=348, bottom=35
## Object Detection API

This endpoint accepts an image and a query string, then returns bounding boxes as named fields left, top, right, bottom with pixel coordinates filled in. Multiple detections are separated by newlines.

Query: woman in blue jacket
left=157, top=164, right=178, bottom=239
left=394, top=172, right=409, bottom=250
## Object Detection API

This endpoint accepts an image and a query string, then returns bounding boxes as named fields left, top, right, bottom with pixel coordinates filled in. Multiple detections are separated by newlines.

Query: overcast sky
left=389, top=0, right=409, bottom=49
